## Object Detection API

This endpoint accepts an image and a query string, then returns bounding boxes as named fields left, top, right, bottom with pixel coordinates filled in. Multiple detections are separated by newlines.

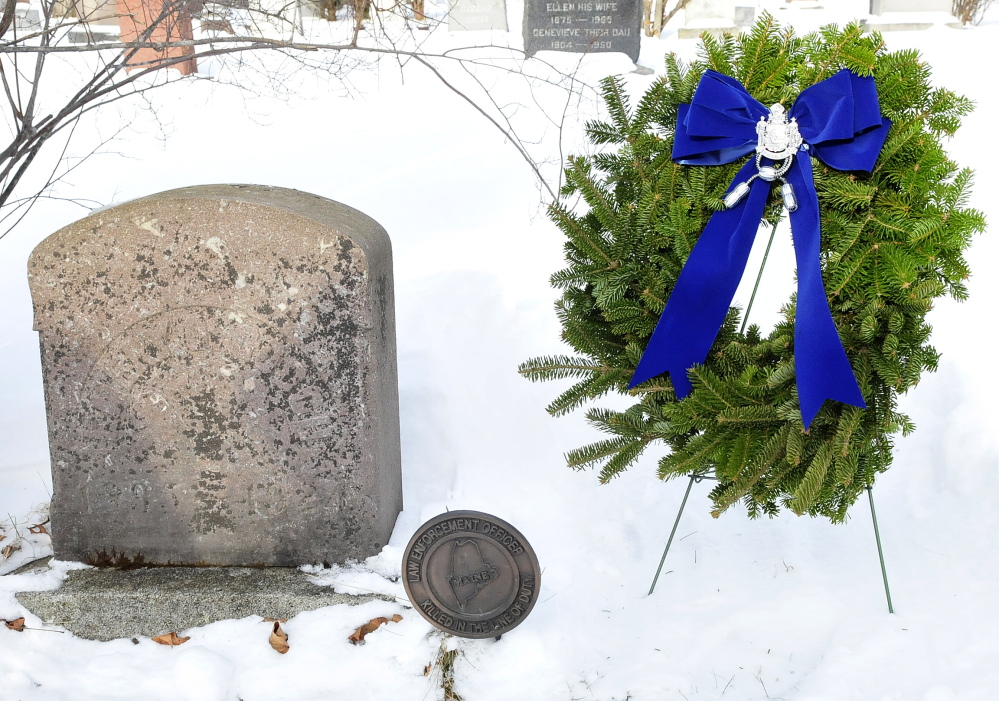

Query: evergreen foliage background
left=520, top=15, right=985, bottom=522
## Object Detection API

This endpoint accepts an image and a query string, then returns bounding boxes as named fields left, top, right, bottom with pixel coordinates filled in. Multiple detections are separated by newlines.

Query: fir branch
left=598, top=438, right=651, bottom=483
left=565, top=436, right=634, bottom=470
left=657, top=429, right=727, bottom=478
left=518, top=355, right=612, bottom=382
left=710, top=425, right=790, bottom=516
left=790, top=441, right=835, bottom=513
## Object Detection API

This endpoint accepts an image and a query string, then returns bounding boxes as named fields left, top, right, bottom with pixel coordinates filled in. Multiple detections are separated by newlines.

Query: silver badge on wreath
left=723, top=103, right=803, bottom=211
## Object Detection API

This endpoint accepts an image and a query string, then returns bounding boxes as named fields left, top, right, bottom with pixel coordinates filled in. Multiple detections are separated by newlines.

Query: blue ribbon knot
left=629, top=69, right=891, bottom=428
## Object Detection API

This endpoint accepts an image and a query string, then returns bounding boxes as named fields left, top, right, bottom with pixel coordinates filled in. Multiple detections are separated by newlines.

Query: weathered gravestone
left=733, top=3, right=754, bottom=27
left=870, top=0, right=951, bottom=13
left=866, top=0, right=961, bottom=30
left=678, top=0, right=738, bottom=39
left=684, top=0, right=735, bottom=21
left=524, top=0, right=641, bottom=63
left=15, top=7, right=42, bottom=31
left=28, top=184, right=402, bottom=567
left=449, top=0, right=508, bottom=31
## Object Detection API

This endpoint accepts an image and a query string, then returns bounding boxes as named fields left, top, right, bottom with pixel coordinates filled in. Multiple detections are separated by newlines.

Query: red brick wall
left=116, top=0, right=197, bottom=75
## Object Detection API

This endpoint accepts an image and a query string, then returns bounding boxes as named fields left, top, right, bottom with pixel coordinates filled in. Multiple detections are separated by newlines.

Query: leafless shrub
left=953, top=0, right=995, bottom=25
left=1, top=0, right=597, bottom=238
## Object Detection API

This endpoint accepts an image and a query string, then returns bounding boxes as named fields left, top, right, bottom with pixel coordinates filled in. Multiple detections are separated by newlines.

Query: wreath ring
left=520, top=16, right=984, bottom=522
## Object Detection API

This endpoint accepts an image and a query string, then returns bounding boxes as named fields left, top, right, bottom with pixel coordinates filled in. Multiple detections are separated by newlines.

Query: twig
left=755, top=668, right=770, bottom=698
left=721, top=674, right=735, bottom=695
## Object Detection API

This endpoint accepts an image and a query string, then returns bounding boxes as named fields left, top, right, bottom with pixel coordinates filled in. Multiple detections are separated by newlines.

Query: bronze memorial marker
left=403, top=510, right=540, bottom=639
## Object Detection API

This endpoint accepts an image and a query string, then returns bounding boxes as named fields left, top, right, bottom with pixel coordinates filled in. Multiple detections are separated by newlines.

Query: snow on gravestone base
left=870, top=0, right=952, bottom=13
left=27, top=185, right=402, bottom=567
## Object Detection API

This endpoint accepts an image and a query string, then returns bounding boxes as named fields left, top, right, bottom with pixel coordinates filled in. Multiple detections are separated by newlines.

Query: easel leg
left=867, top=487, right=894, bottom=614
left=648, top=475, right=695, bottom=595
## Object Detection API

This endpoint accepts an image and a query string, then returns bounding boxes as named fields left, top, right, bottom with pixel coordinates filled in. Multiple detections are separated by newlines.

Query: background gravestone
left=870, top=0, right=951, bottom=12
left=449, top=0, right=508, bottom=31
left=679, top=0, right=738, bottom=39
left=684, top=0, right=735, bottom=21
left=733, top=2, right=754, bottom=27
left=866, top=0, right=960, bottom=30
left=28, top=184, right=402, bottom=567
left=523, top=0, right=641, bottom=63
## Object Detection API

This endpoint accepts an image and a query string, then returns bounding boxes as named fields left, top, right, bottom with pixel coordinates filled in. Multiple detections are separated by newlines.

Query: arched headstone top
left=28, top=185, right=402, bottom=567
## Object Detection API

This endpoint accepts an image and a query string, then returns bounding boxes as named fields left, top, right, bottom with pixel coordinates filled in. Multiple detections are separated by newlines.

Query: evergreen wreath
left=520, top=15, right=985, bottom=522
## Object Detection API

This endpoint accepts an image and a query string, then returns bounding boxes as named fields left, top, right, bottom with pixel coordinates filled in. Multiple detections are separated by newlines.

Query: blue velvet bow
left=629, top=69, right=891, bottom=428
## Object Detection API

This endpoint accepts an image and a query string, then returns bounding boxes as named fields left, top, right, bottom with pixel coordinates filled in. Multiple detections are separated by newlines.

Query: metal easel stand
left=647, top=478, right=896, bottom=613
left=644, top=218, right=895, bottom=611
left=646, top=218, right=776, bottom=598
left=647, top=472, right=713, bottom=596
left=867, top=486, right=894, bottom=613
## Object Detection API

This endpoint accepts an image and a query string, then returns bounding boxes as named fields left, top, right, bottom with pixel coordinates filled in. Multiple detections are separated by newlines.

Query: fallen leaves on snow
left=151, top=632, right=190, bottom=646
left=348, top=614, right=403, bottom=645
left=3, top=618, right=26, bottom=632
left=269, top=621, right=290, bottom=654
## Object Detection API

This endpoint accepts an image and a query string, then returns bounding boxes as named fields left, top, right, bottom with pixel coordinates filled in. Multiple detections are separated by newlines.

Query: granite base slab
left=864, top=20, right=962, bottom=30
left=15, top=566, right=392, bottom=642
left=679, top=26, right=740, bottom=39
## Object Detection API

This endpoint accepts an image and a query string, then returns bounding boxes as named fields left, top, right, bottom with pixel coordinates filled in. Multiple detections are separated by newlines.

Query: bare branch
left=0, top=0, right=15, bottom=38
left=0, top=0, right=595, bottom=237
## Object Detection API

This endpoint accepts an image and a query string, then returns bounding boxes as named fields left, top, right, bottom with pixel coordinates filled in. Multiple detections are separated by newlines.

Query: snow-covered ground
left=2, top=2, right=999, bottom=699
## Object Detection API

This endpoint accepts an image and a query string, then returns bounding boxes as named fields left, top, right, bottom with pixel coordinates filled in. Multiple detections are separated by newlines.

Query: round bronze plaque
left=402, top=510, right=540, bottom=639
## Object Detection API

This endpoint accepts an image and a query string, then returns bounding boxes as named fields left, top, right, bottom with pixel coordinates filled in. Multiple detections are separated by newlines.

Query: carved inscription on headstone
left=523, top=0, right=641, bottom=62
left=28, top=185, right=402, bottom=567
left=449, top=0, right=508, bottom=31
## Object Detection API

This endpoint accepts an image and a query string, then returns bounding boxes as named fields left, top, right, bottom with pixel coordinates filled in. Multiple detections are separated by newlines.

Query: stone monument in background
left=449, top=0, right=509, bottom=31
left=870, top=0, right=952, bottom=13
left=866, top=0, right=961, bottom=30
left=28, top=185, right=402, bottom=567
left=523, top=0, right=641, bottom=63
left=678, top=0, right=740, bottom=39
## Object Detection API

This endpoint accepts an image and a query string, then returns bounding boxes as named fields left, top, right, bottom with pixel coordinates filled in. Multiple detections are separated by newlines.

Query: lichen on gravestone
left=28, top=185, right=402, bottom=567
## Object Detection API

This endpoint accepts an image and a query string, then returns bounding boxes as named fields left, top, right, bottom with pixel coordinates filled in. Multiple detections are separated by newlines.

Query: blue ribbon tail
left=630, top=159, right=770, bottom=395
left=787, top=155, right=866, bottom=428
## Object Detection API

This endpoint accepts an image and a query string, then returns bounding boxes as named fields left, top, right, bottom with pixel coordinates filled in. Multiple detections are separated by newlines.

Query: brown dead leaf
left=349, top=617, right=387, bottom=645
left=424, top=664, right=431, bottom=676
left=151, top=632, right=190, bottom=646
left=3, top=618, right=26, bottom=632
left=269, top=621, right=289, bottom=654
left=2, top=543, right=20, bottom=559
left=349, top=614, right=402, bottom=645
left=263, top=617, right=287, bottom=623
left=28, top=524, right=48, bottom=535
